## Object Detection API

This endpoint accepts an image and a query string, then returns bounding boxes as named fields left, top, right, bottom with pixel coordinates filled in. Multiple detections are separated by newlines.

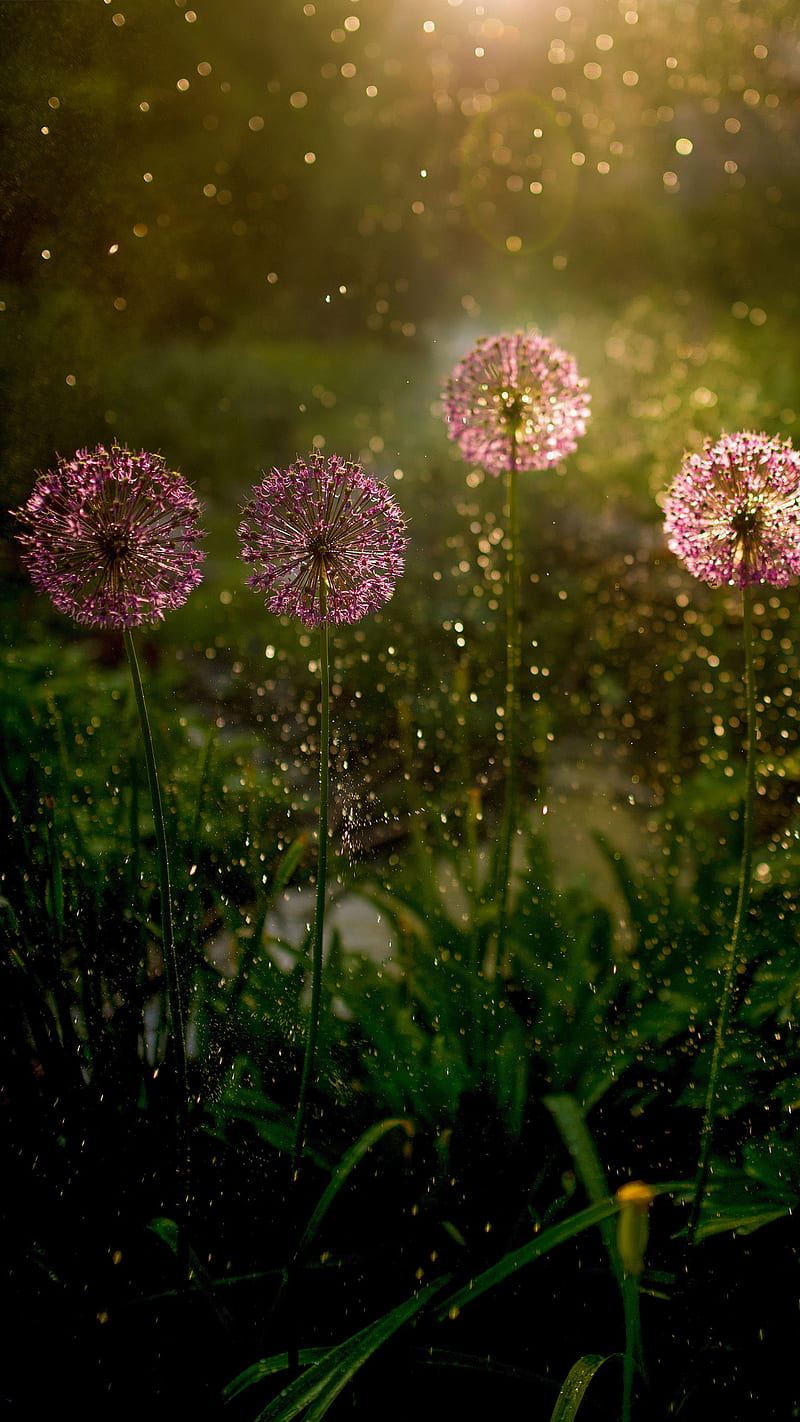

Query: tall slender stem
left=621, top=1272, right=645, bottom=1422
left=493, top=443, right=520, bottom=957
left=689, top=586, right=756, bottom=1244
left=292, top=582, right=331, bottom=1172
left=123, top=628, right=190, bottom=1273
left=286, top=606, right=331, bottom=1379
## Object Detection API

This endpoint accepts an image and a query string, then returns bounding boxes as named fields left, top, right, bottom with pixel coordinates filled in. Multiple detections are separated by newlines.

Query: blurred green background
left=4, top=0, right=798, bottom=495
left=3, top=0, right=800, bottom=848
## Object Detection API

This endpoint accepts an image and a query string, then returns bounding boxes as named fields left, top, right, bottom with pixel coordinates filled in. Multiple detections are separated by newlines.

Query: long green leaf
left=409, top=1346, right=544, bottom=1385
left=227, top=1277, right=448, bottom=1421
left=548, top=1354, right=618, bottom=1422
left=297, top=1117, right=413, bottom=1257
left=434, top=1198, right=619, bottom=1321
left=268, top=833, right=310, bottom=905
left=147, top=1216, right=234, bottom=1329
left=435, top=1181, right=689, bottom=1322
left=229, top=833, right=308, bottom=1004
left=223, top=1351, right=329, bottom=1398
left=592, top=832, right=658, bottom=946
left=543, top=1093, right=622, bottom=1281
left=188, top=723, right=217, bottom=849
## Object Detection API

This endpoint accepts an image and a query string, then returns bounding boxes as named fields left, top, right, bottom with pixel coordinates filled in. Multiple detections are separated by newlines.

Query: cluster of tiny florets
left=441, top=329, right=591, bottom=475
left=15, top=445, right=206, bottom=627
left=238, top=452, right=408, bottom=626
left=663, top=431, right=800, bottom=588
left=19, top=417, right=799, bottom=640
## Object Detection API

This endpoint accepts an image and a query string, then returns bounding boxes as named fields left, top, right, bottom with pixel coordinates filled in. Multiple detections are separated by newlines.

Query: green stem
left=465, top=786, right=483, bottom=1072
left=123, top=628, right=190, bottom=1274
left=493, top=444, right=520, bottom=959
left=43, top=797, right=84, bottom=1078
left=689, top=586, right=756, bottom=1245
left=292, top=588, right=331, bottom=1172
left=286, top=599, right=331, bottom=1382
left=622, top=1272, right=644, bottom=1422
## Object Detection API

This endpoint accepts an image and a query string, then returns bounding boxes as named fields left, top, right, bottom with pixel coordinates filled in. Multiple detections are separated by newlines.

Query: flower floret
left=441, top=328, right=590, bottom=475
left=663, top=431, right=800, bottom=587
left=15, top=445, right=206, bottom=627
left=238, top=453, right=408, bottom=626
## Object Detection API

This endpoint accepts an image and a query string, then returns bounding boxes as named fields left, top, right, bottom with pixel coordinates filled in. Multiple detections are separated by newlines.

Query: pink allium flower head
left=663, top=431, right=800, bottom=588
left=15, top=445, right=206, bottom=627
left=238, top=452, right=408, bottom=626
left=441, top=328, right=591, bottom=475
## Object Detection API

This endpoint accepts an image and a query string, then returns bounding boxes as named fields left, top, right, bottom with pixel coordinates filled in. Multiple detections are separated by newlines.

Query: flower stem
left=688, top=586, right=756, bottom=1245
left=493, top=443, right=520, bottom=958
left=622, top=1272, right=645, bottom=1422
left=292, top=583, right=331, bottom=1173
left=123, top=628, right=190, bottom=1275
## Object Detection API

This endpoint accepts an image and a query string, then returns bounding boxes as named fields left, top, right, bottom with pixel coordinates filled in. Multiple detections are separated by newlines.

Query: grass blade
left=548, top=1353, right=618, bottom=1422
left=224, top=1351, right=329, bottom=1398
left=229, top=833, right=308, bottom=1006
left=435, top=1182, right=688, bottom=1322
left=224, top=1277, right=448, bottom=1421
left=543, top=1093, right=622, bottom=1280
left=434, top=1199, right=620, bottom=1321
left=297, top=1116, right=413, bottom=1257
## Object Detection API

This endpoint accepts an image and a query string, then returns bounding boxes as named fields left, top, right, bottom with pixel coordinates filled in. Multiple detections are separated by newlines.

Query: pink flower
left=442, top=329, right=590, bottom=475
left=238, top=452, right=408, bottom=626
left=15, top=445, right=206, bottom=627
left=664, top=431, right=800, bottom=587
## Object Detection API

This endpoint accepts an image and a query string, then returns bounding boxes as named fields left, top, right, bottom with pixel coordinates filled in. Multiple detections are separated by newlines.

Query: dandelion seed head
left=15, top=445, right=206, bottom=627
left=441, top=328, right=590, bottom=475
left=664, top=431, right=800, bottom=587
left=238, top=452, right=408, bottom=626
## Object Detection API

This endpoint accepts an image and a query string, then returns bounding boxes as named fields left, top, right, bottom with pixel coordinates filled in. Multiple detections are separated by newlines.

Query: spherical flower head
left=663, top=431, right=800, bottom=588
left=15, top=444, right=206, bottom=628
left=238, top=452, right=408, bottom=626
left=441, top=328, right=591, bottom=475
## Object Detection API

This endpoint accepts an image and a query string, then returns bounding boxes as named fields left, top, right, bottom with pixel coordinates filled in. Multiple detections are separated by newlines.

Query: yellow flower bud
left=615, top=1180, right=656, bottom=1277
